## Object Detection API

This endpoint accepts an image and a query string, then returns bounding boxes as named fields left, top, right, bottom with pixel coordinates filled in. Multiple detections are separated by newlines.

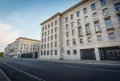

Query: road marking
left=97, top=68, right=120, bottom=73
left=63, top=65, right=79, bottom=68
left=1, top=62, right=46, bottom=81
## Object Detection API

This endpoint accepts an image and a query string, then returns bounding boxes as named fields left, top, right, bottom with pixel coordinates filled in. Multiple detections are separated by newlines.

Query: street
left=0, top=58, right=120, bottom=81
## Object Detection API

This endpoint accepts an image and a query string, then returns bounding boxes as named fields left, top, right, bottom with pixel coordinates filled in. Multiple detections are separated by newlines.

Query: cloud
left=0, top=21, right=21, bottom=52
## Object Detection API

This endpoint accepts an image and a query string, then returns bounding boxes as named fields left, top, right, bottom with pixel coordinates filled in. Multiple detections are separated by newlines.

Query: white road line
left=63, top=65, right=79, bottom=68
left=97, top=68, right=120, bottom=73
left=1, top=62, right=46, bottom=81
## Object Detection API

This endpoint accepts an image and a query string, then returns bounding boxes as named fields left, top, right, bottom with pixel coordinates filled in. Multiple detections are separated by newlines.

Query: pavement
left=0, top=58, right=120, bottom=81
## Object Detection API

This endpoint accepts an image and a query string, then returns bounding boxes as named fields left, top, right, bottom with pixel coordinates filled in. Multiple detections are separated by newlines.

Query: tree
left=0, top=52, right=4, bottom=57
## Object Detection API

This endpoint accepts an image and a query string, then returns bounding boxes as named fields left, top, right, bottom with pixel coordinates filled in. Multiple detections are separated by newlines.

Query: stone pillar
left=94, top=48, right=100, bottom=61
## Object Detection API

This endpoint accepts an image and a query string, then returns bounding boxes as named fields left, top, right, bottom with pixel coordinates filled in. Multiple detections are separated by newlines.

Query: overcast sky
left=0, top=0, right=81, bottom=52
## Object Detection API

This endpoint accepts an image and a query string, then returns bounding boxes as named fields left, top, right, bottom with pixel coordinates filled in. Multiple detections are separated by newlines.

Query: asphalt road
left=0, top=58, right=120, bottom=81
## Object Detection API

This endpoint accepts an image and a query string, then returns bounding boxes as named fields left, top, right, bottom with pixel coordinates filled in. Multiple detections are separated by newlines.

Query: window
left=67, top=50, right=70, bottom=55
left=44, top=44, right=46, bottom=49
left=48, top=30, right=49, bottom=34
left=48, top=24, right=50, bottom=29
left=55, top=41, right=57, bottom=47
left=51, top=35, right=53, bottom=40
left=78, top=27, right=82, bottom=36
left=55, top=34, right=57, bottom=39
left=73, top=50, right=77, bottom=54
left=45, top=26, right=47, bottom=30
left=66, top=32, right=69, bottom=37
left=65, top=17, right=68, bottom=22
left=83, top=7, right=87, bottom=14
left=55, top=27, right=57, bottom=32
left=67, top=40, right=69, bottom=46
left=105, top=18, right=112, bottom=29
left=100, top=0, right=106, bottom=6
left=41, top=51, right=43, bottom=55
left=48, top=36, right=49, bottom=41
left=71, top=14, right=74, bottom=20
left=47, top=51, right=49, bottom=55
left=86, top=25, right=91, bottom=34
left=71, top=22, right=74, bottom=28
left=84, top=16, right=89, bottom=23
left=55, top=50, right=57, bottom=55
left=51, top=50, right=53, bottom=55
left=42, top=27, right=44, bottom=31
left=94, top=21, right=101, bottom=32
left=72, top=30, right=75, bottom=36
left=93, top=12, right=97, bottom=19
left=42, top=33, right=44, bottom=37
left=108, top=33, right=115, bottom=39
left=91, top=3, right=96, bottom=10
left=51, top=23, right=53, bottom=27
left=88, top=37, right=92, bottom=43
left=77, top=19, right=80, bottom=26
left=79, top=39, right=83, bottom=44
left=103, top=8, right=109, bottom=15
left=97, top=35, right=102, bottom=41
left=73, top=39, right=76, bottom=45
left=115, top=3, right=120, bottom=11
left=51, top=29, right=53, bottom=33
left=55, top=21, right=57, bottom=25
left=47, top=43, right=49, bottom=48
left=66, top=24, right=68, bottom=30
left=44, top=51, right=46, bottom=55
left=76, top=11, right=80, bottom=17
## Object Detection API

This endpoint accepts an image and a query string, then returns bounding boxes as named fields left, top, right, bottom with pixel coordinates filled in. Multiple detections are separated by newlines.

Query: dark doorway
left=80, top=49, right=96, bottom=60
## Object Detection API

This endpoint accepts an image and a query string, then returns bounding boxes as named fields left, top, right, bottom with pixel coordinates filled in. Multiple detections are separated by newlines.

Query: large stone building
left=4, top=37, right=40, bottom=58
left=40, top=0, right=120, bottom=60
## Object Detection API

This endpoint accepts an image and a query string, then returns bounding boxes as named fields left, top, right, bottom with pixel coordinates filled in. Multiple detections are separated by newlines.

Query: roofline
left=40, top=12, right=61, bottom=25
left=17, top=37, right=41, bottom=42
left=40, top=0, right=89, bottom=26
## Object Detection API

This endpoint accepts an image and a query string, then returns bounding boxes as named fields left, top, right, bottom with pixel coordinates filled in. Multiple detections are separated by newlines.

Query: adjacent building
left=4, top=37, right=40, bottom=58
left=40, top=0, right=120, bottom=61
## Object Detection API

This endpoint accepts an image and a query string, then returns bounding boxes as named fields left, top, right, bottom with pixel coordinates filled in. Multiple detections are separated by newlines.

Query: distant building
left=4, top=37, right=40, bottom=58
left=40, top=0, right=120, bottom=60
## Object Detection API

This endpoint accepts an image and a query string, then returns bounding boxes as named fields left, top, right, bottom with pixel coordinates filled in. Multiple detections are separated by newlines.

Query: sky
left=0, top=0, right=81, bottom=52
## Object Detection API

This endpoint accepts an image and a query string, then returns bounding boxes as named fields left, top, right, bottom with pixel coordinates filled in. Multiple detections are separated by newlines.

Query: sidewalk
left=40, top=59, right=120, bottom=66
left=0, top=69, right=11, bottom=81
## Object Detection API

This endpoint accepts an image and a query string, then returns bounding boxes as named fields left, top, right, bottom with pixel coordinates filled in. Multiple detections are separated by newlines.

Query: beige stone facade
left=40, top=0, right=120, bottom=60
left=4, top=37, right=40, bottom=58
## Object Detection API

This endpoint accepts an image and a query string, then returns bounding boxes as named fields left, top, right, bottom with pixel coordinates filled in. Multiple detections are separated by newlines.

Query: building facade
left=4, top=37, right=40, bottom=58
left=40, top=0, right=120, bottom=60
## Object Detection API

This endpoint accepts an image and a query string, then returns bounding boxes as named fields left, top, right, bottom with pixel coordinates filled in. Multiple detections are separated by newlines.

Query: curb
left=0, top=69, right=11, bottom=81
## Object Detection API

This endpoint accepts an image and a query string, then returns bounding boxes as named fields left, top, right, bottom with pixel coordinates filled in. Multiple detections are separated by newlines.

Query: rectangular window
left=118, top=15, right=120, bottom=23
left=103, top=8, right=109, bottom=15
left=45, top=26, right=47, bottom=30
left=66, top=32, right=69, bottom=37
left=42, top=27, right=44, bottom=31
left=55, top=21, right=57, bottom=25
left=66, top=24, right=68, bottom=30
left=51, top=35, right=53, bottom=40
left=51, top=42, right=53, bottom=48
left=65, top=17, right=68, bottom=22
left=47, top=51, right=49, bottom=55
left=44, top=51, right=46, bottom=55
left=88, top=37, right=92, bottom=43
left=92, top=12, right=97, bottom=19
left=115, top=3, right=120, bottom=11
left=67, top=50, right=70, bottom=55
left=108, top=33, right=115, bottom=39
left=51, top=50, right=53, bottom=55
left=55, top=27, right=57, bottom=32
left=71, top=22, right=74, bottom=28
left=51, top=23, right=53, bottom=27
left=83, top=7, right=87, bottom=14
left=91, top=3, right=96, bottom=10
left=105, top=18, right=113, bottom=29
left=77, top=19, right=80, bottom=26
left=100, top=0, right=106, bottom=6
left=55, top=41, right=57, bottom=47
left=94, top=21, right=101, bottom=32
left=78, top=27, right=82, bottom=36
left=67, top=40, right=69, bottom=46
left=51, top=29, right=53, bottom=34
left=86, top=25, right=91, bottom=34
left=72, top=30, right=75, bottom=36
left=71, top=14, right=74, bottom=20
left=79, top=39, right=83, bottom=44
left=48, top=24, right=50, bottom=29
left=55, top=50, right=57, bottom=55
left=84, top=16, right=89, bottom=23
left=97, top=35, right=102, bottom=41
left=55, top=34, right=57, bottom=39
left=76, top=11, right=80, bottom=17
left=73, top=50, right=77, bottom=54
left=41, top=51, right=43, bottom=55
left=73, top=39, right=76, bottom=45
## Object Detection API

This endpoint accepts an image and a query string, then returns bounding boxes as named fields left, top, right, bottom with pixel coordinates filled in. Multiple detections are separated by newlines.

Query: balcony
left=86, top=32, right=91, bottom=35
left=106, top=26, right=114, bottom=31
